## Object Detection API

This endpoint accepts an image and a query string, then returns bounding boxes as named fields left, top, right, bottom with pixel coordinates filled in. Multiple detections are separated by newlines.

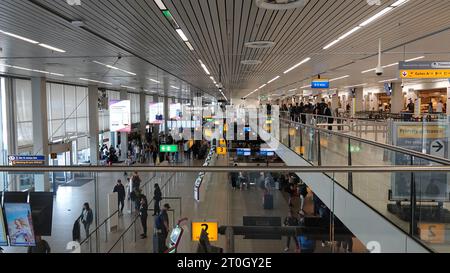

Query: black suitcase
left=263, top=194, right=273, bottom=210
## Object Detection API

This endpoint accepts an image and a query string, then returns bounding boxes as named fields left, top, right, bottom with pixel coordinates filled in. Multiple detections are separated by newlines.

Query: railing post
left=95, top=229, right=99, bottom=253
left=89, top=236, right=92, bottom=253
left=121, top=236, right=125, bottom=253
left=410, top=156, right=417, bottom=237
left=317, top=130, right=322, bottom=166
left=288, top=123, right=291, bottom=148
left=134, top=220, right=137, bottom=243
left=347, top=138, right=353, bottom=193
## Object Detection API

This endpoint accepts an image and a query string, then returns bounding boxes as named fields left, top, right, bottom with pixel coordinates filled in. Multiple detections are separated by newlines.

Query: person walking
left=155, top=203, right=170, bottom=252
left=131, top=172, right=141, bottom=191
left=113, top=179, right=126, bottom=216
left=298, top=180, right=308, bottom=213
left=152, top=183, right=162, bottom=216
left=139, top=195, right=149, bottom=239
left=80, top=202, right=93, bottom=238
left=27, top=235, right=51, bottom=253
left=284, top=210, right=300, bottom=252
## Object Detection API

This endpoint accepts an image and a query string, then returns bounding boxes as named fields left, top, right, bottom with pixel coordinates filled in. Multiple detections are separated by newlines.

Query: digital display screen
left=0, top=207, right=7, bottom=246
left=170, top=226, right=183, bottom=245
left=4, top=203, right=36, bottom=247
left=237, top=148, right=251, bottom=156
left=260, top=149, right=275, bottom=156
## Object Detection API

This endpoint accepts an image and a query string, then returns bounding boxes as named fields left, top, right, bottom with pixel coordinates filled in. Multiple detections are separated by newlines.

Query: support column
left=391, top=83, right=404, bottom=114
left=31, top=77, right=49, bottom=192
left=152, top=94, right=159, bottom=143
left=163, top=78, right=169, bottom=135
left=119, top=90, right=128, bottom=161
left=139, top=92, right=146, bottom=142
left=88, top=85, right=99, bottom=165
left=3, top=77, right=18, bottom=191
left=355, top=88, right=364, bottom=113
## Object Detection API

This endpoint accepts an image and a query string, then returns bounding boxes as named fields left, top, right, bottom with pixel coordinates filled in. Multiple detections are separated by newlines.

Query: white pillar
left=139, top=92, right=146, bottom=141
left=88, top=85, right=99, bottom=165
left=119, top=90, right=128, bottom=161
left=3, top=77, right=18, bottom=191
left=163, top=78, right=170, bottom=135
left=355, top=88, right=364, bottom=112
left=391, top=83, right=404, bottom=114
left=31, top=77, right=49, bottom=192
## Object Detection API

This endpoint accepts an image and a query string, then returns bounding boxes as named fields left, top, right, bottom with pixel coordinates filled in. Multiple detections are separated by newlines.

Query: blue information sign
left=311, top=80, right=330, bottom=89
left=8, top=155, right=46, bottom=166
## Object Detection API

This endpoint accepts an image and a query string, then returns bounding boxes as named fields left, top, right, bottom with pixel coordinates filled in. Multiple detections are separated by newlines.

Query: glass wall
left=15, top=79, right=33, bottom=148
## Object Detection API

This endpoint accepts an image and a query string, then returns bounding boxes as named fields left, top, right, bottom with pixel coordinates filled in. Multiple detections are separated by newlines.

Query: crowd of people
left=281, top=99, right=335, bottom=130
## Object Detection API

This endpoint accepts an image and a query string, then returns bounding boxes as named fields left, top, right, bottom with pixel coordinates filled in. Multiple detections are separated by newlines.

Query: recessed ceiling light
left=185, top=41, right=194, bottom=51
left=154, top=0, right=167, bottom=10
left=176, top=29, right=189, bottom=42
left=38, top=43, right=66, bottom=53
left=344, top=83, right=367, bottom=88
left=359, top=7, right=393, bottom=27
left=122, top=85, right=136, bottom=90
left=391, top=0, right=409, bottom=7
left=405, top=56, right=425, bottom=62
left=329, top=75, right=350, bottom=82
left=244, top=41, right=275, bottom=49
left=267, top=76, right=280, bottom=84
left=0, top=30, right=39, bottom=44
left=284, top=57, right=311, bottom=74
left=93, top=61, right=137, bottom=76
left=199, top=60, right=210, bottom=75
left=149, top=78, right=160, bottom=83
left=171, top=85, right=180, bottom=89
left=79, top=78, right=112, bottom=85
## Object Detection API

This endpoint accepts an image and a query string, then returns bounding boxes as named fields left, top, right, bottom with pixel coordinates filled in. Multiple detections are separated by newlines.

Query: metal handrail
left=1, top=165, right=450, bottom=173
left=279, top=118, right=450, bottom=165
left=79, top=173, right=157, bottom=248
left=106, top=172, right=176, bottom=253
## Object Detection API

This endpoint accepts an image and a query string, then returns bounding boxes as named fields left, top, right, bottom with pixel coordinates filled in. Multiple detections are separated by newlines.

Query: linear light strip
left=329, top=75, right=350, bottom=82
left=149, top=79, right=161, bottom=83
left=362, top=56, right=425, bottom=73
left=93, top=61, right=137, bottom=76
left=323, top=1, right=409, bottom=50
left=38, top=43, right=66, bottom=53
left=0, top=64, right=64, bottom=76
left=267, top=76, right=280, bottom=84
left=79, top=78, right=112, bottom=85
left=379, top=78, right=398, bottom=83
left=283, top=57, right=311, bottom=74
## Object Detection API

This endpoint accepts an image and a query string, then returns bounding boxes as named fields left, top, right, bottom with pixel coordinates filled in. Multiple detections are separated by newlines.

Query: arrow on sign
left=432, top=141, right=443, bottom=153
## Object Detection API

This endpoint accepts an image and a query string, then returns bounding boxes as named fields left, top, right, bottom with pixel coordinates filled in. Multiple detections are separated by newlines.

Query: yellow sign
left=400, top=70, right=450, bottom=79
left=219, top=139, right=226, bottom=146
left=192, top=222, right=218, bottom=242
left=289, top=127, right=297, bottom=136
left=397, top=125, right=446, bottom=139
left=419, top=223, right=445, bottom=244
left=216, top=147, right=227, bottom=155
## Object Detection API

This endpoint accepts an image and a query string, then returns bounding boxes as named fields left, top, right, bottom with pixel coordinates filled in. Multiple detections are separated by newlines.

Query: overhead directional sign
left=8, top=155, right=45, bottom=166
left=311, top=79, right=329, bottom=89
left=399, top=61, right=450, bottom=79
left=431, top=140, right=445, bottom=158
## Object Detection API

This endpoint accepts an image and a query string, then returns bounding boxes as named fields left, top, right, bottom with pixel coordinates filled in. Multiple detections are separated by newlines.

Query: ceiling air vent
left=244, top=41, right=275, bottom=49
left=255, top=0, right=308, bottom=10
left=241, top=60, right=262, bottom=65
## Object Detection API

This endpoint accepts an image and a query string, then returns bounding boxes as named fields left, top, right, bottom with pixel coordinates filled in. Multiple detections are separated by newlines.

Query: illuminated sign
left=192, top=221, right=218, bottom=242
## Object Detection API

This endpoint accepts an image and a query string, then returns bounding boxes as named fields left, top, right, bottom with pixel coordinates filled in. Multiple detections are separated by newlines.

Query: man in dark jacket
left=113, top=179, right=126, bottom=216
left=152, top=183, right=162, bottom=216
left=324, top=103, right=334, bottom=131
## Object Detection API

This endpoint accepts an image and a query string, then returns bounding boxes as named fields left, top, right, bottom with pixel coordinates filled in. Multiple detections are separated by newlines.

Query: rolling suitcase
left=263, top=194, right=273, bottom=210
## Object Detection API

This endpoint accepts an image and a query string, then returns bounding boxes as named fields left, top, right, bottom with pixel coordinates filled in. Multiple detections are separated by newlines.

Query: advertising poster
left=0, top=208, right=7, bottom=246
left=170, top=103, right=182, bottom=120
left=109, top=100, right=131, bottom=132
left=4, top=203, right=36, bottom=247
left=149, top=102, right=164, bottom=124
left=391, top=122, right=449, bottom=201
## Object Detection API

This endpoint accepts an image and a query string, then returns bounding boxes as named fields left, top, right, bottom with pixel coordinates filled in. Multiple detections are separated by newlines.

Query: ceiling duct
left=255, top=0, right=308, bottom=10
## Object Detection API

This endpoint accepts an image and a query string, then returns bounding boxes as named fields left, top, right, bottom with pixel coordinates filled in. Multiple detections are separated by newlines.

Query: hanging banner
left=109, top=100, right=131, bottom=132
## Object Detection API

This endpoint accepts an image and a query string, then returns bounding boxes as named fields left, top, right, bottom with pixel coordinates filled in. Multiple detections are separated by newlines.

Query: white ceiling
left=0, top=0, right=449, bottom=101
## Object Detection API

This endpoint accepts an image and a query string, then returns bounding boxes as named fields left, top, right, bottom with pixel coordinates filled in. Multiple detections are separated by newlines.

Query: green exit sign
left=160, top=145, right=178, bottom=153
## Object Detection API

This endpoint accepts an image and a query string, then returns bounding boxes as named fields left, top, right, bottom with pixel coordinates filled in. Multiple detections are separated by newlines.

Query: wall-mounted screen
left=109, top=100, right=131, bottom=132
left=149, top=102, right=164, bottom=124
left=29, top=192, right=54, bottom=236
left=236, top=148, right=251, bottom=156
left=4, top=203, right=36, bottom=247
